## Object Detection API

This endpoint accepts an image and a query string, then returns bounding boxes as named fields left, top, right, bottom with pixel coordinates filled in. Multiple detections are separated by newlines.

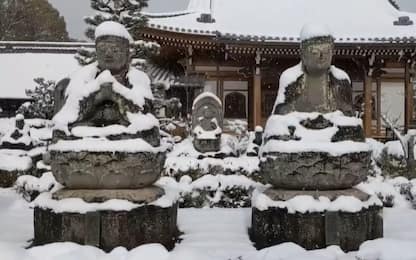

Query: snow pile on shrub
left=357, top=175, right=416, bottom=208
left=164, top=136, right=259, bottom=177
left=15, top=172, right=60, bottom=201
left=158, top=175, right=265, bottom=208
left=0, top=152, right=32, bottom=172
left=367, top=138, right=412, bottom=177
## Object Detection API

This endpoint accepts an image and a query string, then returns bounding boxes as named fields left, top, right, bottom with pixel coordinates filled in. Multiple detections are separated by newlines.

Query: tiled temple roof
left=146, top=0, right=416, bottom=44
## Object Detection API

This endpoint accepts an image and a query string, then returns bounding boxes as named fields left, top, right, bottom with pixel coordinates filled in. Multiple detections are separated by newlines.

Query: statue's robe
left=273, top=70, right=353, bottom=116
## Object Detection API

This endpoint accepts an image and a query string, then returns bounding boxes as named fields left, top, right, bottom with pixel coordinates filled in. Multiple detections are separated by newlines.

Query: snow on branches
left=17, top=78, right=56, bottom=120
left=76, top=0, right=160, bottom=68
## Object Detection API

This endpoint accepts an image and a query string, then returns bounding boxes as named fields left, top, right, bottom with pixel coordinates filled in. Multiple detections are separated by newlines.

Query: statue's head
left=15, top=114, right=24, bottom=130
left=95, top=21, right=133, bottom=74
left=300, top=24, right=334, bottom=75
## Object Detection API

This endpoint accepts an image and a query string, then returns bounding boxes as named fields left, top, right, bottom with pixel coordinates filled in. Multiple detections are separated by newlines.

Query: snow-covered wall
left=0, top=53, right=80, bottom=99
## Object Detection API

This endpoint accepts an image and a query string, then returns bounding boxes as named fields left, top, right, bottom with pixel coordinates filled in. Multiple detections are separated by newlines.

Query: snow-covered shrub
left=15, top=172, right=60, bottom=201
left=17, top=78, right=55, bottom=120
left=377, top=141, right=408, bottom=177
left=158, top=175, right=265, bottom=208
left=358, top=175, right=416, bottom=208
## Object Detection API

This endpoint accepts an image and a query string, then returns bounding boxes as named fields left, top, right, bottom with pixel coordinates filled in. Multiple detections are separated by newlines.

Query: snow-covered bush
left=17, top=78, right=55, bottom=120
left=378, top=144, right=408, bottom=177
left=358, top=174, right=416, bottom=208
left=158, top=175, right=265, bottom=208
left=367, top=138, right=413, bottom=178
left=15, top=172, right=60, bottom=202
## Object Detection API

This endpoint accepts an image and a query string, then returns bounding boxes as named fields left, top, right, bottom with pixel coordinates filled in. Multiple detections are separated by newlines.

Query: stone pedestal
left=261, top=151, right=371, bottom=190
left=34, top=204, right=178, bottom=251
left=50, top=151, right=165, bottom=189
left=251, top=189, right=383, bottom=251
left=33, top=187, right=178, bottom=251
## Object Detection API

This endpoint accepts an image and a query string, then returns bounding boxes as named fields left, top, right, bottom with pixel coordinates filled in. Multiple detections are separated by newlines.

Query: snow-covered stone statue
left=33, top=21, right=177, bottom=251
left=273, top=24, right=352, bottom=115
left=192, top=92, right=223, bottom=153
left=251, top=24, right=383, bottom=252
left=0, top=114, right=33, bottom=151
left=0, top=114, right=33, bottom=187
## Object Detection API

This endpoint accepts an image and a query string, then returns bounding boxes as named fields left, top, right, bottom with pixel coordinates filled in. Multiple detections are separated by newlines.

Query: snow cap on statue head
left=300, top=23, right=334, bottom=47
left=95, top=21, right=133, bottom=44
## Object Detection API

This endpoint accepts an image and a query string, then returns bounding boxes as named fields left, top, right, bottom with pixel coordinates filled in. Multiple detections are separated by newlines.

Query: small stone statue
left=191, top=92, right=223, bottom=153
left=0, top=114, right=33, bottom=150
left=273, top=24, right=353, bottom=116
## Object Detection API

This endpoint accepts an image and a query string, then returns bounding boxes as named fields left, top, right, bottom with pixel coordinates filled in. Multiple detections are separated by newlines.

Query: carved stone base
left=251, top=190, right=383, bottom=252
left=52, top=186, right=165, bottom=203
left=193, top=138, right=221, bottom=153
left=50, top=151, right=166, bottom=189
left=261, top=151, right=371, bottom=190
left=33, top=203, right=178, bottom=252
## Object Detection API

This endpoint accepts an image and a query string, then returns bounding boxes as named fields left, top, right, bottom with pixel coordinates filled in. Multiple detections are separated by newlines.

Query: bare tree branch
left=381, top=113, right=408, bottom=159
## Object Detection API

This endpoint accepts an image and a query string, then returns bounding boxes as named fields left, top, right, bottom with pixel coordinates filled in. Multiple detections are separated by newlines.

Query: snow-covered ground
left=1, top=188, right=416, bottom=260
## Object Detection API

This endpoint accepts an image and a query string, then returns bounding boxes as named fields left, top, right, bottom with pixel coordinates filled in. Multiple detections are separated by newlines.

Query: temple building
left=141, top=0, right=416, bottom=139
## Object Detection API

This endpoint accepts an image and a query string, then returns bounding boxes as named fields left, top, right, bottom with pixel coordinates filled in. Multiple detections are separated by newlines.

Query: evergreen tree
left=388, top=0, right=400, bottom=10
left=0, top=0, right=69, bottom=41
left=17, top=78, right=56, bottom=120
left=76, top=0, right=160, bottom=67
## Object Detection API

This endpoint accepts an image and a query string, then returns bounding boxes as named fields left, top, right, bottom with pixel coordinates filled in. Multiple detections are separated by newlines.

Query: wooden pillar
left=253, top=51, right=262, bottom=128
left=376, top=77, right=382, bottom=136
left=364, top=74, right=373, bottom=137
left=253, top=74, right=262, bottom=127
left=404, top=62, right=413, bottom=132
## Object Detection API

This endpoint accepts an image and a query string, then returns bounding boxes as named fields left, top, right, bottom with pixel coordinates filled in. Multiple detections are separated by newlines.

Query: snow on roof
left=95, top=21, right=133, bottom=43
left=147, top=0, right=416, bottom=43
left=0, top=53, right=80, bottom=99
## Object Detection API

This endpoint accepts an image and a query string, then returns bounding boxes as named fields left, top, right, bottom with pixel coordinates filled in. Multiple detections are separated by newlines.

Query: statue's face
left=302, top=42, right=333, bottom=75
left=96, top=36, right=130, bottom=73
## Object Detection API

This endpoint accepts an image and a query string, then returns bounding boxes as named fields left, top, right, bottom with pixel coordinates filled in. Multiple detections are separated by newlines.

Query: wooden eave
left=142, top=28, right=416, bottom=59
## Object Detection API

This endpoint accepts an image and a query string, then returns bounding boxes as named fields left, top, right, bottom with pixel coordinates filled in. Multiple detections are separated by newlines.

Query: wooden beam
left=404, top=62, right=413, bottom=132
left=253, top=74, right=262, bottom=128
left=364, top=74, right=373, bottom=137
